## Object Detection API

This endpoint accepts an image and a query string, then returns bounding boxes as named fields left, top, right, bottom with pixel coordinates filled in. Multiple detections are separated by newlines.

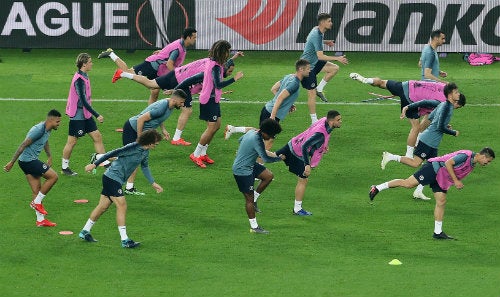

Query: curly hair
left=209, top=40, right=231, bottom=65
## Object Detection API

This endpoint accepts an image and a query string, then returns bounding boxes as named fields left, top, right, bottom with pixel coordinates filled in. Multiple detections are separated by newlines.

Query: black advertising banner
left=0, top=0, right=196, bottom=49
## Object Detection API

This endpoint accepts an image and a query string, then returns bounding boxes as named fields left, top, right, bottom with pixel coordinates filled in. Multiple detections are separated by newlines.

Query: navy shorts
left=413, top=141, right=438, bottom=160
left=259, top=106, right=280, bottom=126
left=199, top=97, right=221, bottom=122
left=413, top=163, right=446, bottom=193
left=233, top=163, right=267, bottom=193
left=301, top=60, right=327, bottom=90
left=386, top=81, right=419, bottom=120
left=18, top=160, right=50, bottom=177
left=133, top=61, right=158, bottom=80
left=101, top=174, right=124, bottom=198
left=122, top=120, right=137, bottom=146
left=155, top=72, right=193, bottom=107
left=68, top=118, right=98, bottom=137
left=386, top=80, right=418, bottom=118
left=276, top=144, right=308, bottom=179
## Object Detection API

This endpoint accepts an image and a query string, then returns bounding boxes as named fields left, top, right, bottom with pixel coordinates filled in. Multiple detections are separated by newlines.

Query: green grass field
left=0, top=49, right=499, bottom=297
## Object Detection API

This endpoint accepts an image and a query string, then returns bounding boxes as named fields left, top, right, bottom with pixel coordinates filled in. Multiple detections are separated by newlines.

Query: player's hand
left=400, top=106, right=409, bottom=119
left=152, top=182, right=163, bottom=193
left=289, top=104, right=297, bottom=113
left=162, top=130, right=170, bottom=141
left=3, top=161, right=14, bottom=172
left=336, top=55, right=349, bottom=65
left=303, top=165, right=311, bottom=177
left=455, top=130, right=459, bottom=137
left=97, top=115, right=104, bottom=123
left=454, top=180, right=464, bottom=189
left=163, top=89, right=173, bottom=95
left=231, top=51, right=244, bottom=60
left=439, top=71, right=447, bottom=78
left=85, top=164, right=96, bottom=173
left=234, top=71, right=244, bottom=81
left=279, top=154, right=286, bottom=160
left=324, top=40, right=335, bottom=47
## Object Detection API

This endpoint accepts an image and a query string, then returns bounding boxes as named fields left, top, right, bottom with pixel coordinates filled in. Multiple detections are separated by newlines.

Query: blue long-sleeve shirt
left=232, top=130, right=282, bottom=176
left=94, top=142, right=154, bottom=185
left=418, top=100, right=457, bottom=148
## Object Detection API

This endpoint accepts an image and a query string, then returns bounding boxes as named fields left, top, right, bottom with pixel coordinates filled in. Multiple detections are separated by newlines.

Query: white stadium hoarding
left=1, top=0, right=499, bottom=52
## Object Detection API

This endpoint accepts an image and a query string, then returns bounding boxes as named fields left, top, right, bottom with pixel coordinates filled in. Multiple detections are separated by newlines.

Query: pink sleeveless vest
left=174, top=58, right=210, bottom=82
left=199, top=59, right=223, bottom=104
left=408, top=80, right=447, bottom=116
left=428, top=150, right=474, bottom=190
left=66, top=72, right=92, bottom=119
left=146, top=39, right=186, bottom=76
left=291, top=117, right=331, bottom=167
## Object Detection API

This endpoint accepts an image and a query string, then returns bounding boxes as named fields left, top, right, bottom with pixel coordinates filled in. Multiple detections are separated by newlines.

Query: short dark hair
left=479, top=147, right=495, bottom=159
left=172, top=89, right=188, bottom=100
left=443, top=82, right=458, bottom=97
left=260, top=118, right=282, bottom=138
left=295, top=59, right=310, bottom=71
left=430, top=29, right=445, bottom=39
left=457, top=93, right=466, bottom=107
left=183, top=27, right=197, bottom=39
left=327, top=110, right=341, bottom=120
left=317, top=13, right=331, bottom=23
left=138, top=129, right=162, bottom=146
left=47, top=109, right=61, bottom=117
left=76, top=53, right=91, bottom=69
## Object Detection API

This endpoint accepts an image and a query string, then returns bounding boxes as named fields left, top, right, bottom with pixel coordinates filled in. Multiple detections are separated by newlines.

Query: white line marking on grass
left=0, top=98, right=499, bottom=107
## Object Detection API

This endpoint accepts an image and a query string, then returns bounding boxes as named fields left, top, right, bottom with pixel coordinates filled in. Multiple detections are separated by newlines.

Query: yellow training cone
left=388, top=259, right=402, bottom=265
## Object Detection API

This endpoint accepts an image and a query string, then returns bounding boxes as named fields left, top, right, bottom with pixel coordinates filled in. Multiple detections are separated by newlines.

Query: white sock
left=416, top=184, right=424, bottom=193
left=294, top=200, right=303, bottom=213
left=83, top=219, right=95, bottom=232
left=376, top=182, right=389, bottom=191
left=317, top=79, right=327, bottom=92
left=249, top=218, right=258, bottom=229
left=35, top=211, right=44, bottom=221
left=62, top=158, right=69, bottom=169
left=172, top=129, right=183, bottom=141
left=122, top=72, right=133, bottom=79
left=109, top=52, right=118, bottom=62
left=310, top=114, right=318, bottom=123
left=193, top=143, right=204, bottom=157
left=33, top=192, right=46, bottom=204
left=200, top=144, right=209, bottom=156
left=405, top=146, right=414, bottom=158
left=118, top=226, right=128, bottom=240
left=234, top=126, right=247, bottom=133
left=254, top=191, right=260, bottom=202
left=387, top=152, right=401, bottom=162
left=434, top=221, right=443, bottom=234
left=365, top=78, right=374, bottom=84
left=126, top=182, right=134, bottom=190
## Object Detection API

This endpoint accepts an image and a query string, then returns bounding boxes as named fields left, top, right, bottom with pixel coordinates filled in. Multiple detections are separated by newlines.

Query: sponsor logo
left=118, top=189, right=123, bottom=195
left=78, top=129, right=84, bottom=136
left=217, top=0, right=299, bottom=44
left=419, top=175, right=424, bottom=181
left=137, top=0, right=191, bottom=47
